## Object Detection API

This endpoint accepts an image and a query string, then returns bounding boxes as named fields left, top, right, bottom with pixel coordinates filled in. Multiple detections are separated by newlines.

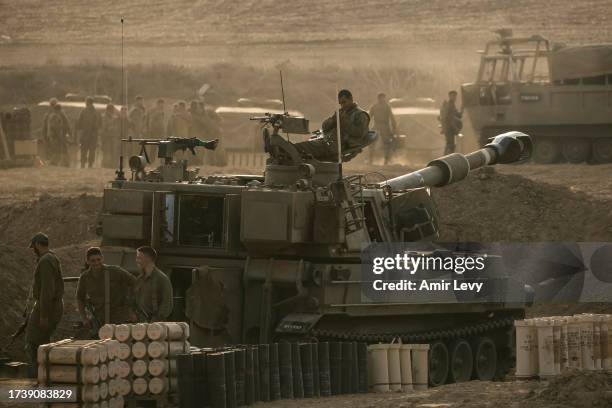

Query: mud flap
left=275, top=313, right=322, bottom=335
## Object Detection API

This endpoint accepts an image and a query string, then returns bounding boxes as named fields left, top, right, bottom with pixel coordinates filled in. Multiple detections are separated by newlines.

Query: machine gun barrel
left=380, top=131, right=532, bottom=191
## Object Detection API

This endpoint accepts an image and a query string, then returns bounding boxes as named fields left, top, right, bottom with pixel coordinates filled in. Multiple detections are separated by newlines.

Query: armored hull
left=99, top=125, right=532, bottom=386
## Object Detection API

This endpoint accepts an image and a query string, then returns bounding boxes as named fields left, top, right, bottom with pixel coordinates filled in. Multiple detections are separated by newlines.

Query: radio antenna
left=336, top=85, right=342, bottom=180
left=116, top=17, right=126, bottom=181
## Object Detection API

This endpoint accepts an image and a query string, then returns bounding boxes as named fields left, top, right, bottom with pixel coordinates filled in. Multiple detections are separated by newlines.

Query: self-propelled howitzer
left=98, top=117, right=531, bottom=386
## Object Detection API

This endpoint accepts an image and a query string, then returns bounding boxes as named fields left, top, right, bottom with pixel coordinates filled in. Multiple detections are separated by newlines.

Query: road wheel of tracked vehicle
left=428, top=341, right=449, bottom=386
left=562, top=138, right=591, bottom=163
left=472, top=337, right=497, bottom=381
left=449, top=340, right=474, bottom=383
left=592, top=138, right=612, bottom=163
left=532, top=138, right=561, bottom=163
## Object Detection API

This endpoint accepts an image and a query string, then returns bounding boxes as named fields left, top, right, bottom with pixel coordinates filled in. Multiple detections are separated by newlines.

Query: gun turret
left=380, top=131, right=532, bottom=191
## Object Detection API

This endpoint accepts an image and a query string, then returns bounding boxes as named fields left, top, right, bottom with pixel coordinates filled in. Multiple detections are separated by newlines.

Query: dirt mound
left=526, top=371, right=612, bottom=408
left=434, top=168, right=612, bottom=242
left=0, top=193, right=100, bottom=248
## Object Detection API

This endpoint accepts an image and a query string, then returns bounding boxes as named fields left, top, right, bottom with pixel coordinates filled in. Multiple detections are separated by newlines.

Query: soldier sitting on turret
left=295, top=89, right=370, bottom=161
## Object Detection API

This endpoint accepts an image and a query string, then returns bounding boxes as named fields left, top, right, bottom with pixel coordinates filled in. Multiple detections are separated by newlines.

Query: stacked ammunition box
left=515, top=313, right=612, bottom=378
left=37, top=338, right=125, bottom=408
left=99, top=322, right=190, bottom=404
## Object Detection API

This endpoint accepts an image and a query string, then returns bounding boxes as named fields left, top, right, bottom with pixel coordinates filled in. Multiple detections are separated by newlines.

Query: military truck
left=462, top=30, right=612, bottom=163
left=98, top=114, right=532, bottom=386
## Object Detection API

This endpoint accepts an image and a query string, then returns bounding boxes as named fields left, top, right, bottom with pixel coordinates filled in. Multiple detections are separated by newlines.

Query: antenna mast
left=336, top=86, right=342, bottom=179
left=116, top=17, right=126, bottom=181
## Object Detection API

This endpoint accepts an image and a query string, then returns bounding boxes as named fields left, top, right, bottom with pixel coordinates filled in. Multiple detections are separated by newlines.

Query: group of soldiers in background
left=41, top=95, right=223, bottom=169
left=23, top=232, right=173, bottom=378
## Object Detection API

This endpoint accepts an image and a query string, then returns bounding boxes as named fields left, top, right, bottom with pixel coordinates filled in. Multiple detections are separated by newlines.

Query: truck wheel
left=472, top=337, right=497, bottom=381
left=532, top=138, right=561, bottom=163
left=592, top=138, right=612, bottom=163
left=449, top=339, right=473, bottom=383
left=428, top=341, right=449, bottom=386
left=562, top=138, right=591, bottom=163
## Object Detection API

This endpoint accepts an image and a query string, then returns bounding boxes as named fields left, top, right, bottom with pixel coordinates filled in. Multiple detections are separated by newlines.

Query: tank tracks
left=312, top=315, right=516, bottom=385
left=311, top=315, right=515, bottom=343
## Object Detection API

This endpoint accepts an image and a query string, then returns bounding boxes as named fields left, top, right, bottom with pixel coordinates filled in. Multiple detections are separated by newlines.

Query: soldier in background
left=128, top=95, right=146, bottom=138
left=369, top=92, right=397, bottom=165
left=188, top=100, right=206, bottom=164
left=439, top=90, right=463, bottom=154
left=166, top=101, right=191, bottom=138
left=295, top=89, right=370, bottom=162
left=146, top=98, right=166, bottom=138
left=41, top=98, right=58, bottom=162
left=133, top=246, right=173, bottom=322
left=76, top=97, right=101, bottom=168
left=25, top=233, right=64, bottom=378
left=76, top=247, right=137, bottom=333
left=45, top=104, right=72, bottom=167
left=100, top=104, right=120, bottom=168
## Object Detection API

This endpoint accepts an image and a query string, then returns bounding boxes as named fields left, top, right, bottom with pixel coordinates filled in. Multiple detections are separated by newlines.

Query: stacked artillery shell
left=300, top=343, right=314, bottom=398
left=269, top=343, right=281, bottom=401
left=258, top=344, right=270, bottom=402
left=99, top=323, right=133, bottom=398
left=98, top=321, right=190, bottom=404
left=279, top=342, right=294, bottom=399
left=291, top=342, right=304, bottom=398
left=38, top=338, right=121, bottom=407
left=515, top=314, right=612, bottom=378
left=317, top=342, right=331, bottom=397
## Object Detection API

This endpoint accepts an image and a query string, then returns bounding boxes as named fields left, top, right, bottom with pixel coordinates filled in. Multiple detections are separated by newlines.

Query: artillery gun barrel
left=380, top=131, right=531, bottom=191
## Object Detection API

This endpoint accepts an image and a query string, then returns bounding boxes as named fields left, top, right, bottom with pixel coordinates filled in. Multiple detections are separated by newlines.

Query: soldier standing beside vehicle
left=146, top=98, right=166, bottom=138
left=76, top=247, right=137, bottom=335
left=45, top=104, right=72, bottom=167
left=25, top=233, right=64, bottom=378
left=439, top=90, right=463, bottom=154
left=100, top=104, right=120, bottom=168
left=133, top=246, right=173, bottom=322
left=129, top=95, right=147, bottom=138
left=166, top=101, right=191, bottom=137
left=369, top=92, right=397, bottom=165
left=295, top=89, right=370, bottom=161
left=76, top=96, right=101, bottom=168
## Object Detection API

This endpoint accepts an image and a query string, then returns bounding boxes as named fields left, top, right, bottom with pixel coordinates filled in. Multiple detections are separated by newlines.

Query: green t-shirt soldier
left=134, top=246, right=173, bottom=322
left=25, top=233, right=64, bottom=378
left=76, top=247, right=137, bottom=335
left=295, top=89, right=370, bottom=161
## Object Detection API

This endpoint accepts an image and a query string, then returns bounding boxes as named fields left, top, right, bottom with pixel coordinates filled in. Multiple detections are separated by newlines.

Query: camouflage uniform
left=44, top=108, right=72, bottom=167
left=128, top=105, right=146, bottom=138
left=167, top=111, right=191, bottom=138
left=25, top=251, right=64, bottom=378
left=369, top=101, right=397, bottom=164
left=146, top=106, right=166, bottom=138
left=76, top=106, right=102, bottom=167
left=76, top=265, right=137, bottom=325
left=134, top=267, right=173, bottom=322
left=295, top=103, right=370, bottom=161
left=100, top=112, right=121, bottom=168
left=439, top=100, right=462, bottom=154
